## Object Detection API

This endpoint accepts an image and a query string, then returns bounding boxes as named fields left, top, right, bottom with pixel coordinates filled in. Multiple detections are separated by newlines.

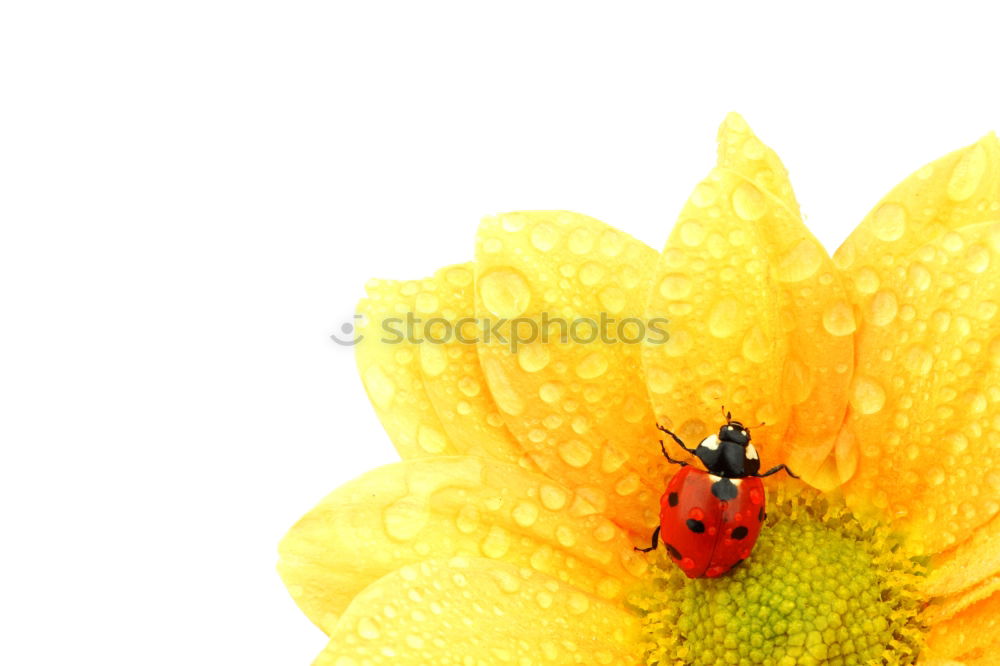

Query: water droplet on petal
left=659, top=274, right=692, bottom=299
left=823, top=301, right=857, bottom=336
left=417, top=425, right=447, bottom=453
left=420, top=343, right=448, bottom=377
left=481, top=525, right=512, bottom=558
left=579, top=262, right=605, bottom=287
left=568, top=228, right=594, bottom=255
left=947, top=143, right=987, bottom=201
left=530, top=223, right=560, bottom=252
left=732, top=182, right=766, bottom=221
left=867, top=290, right=898, bottom=326
left=384, top=497, right=429, bottom=541
left=775, top=239, right=822, bottom=282
left=708, top=298, right=745, bottom=338
left=575, top=352, right=609, bottom=379
left=871, top=203, right=907, bottom=242
left=481, top=356, right=525, bottom=415
left=679, top=220, right=706, bottom=246
left=517, top=342, right=550, bottom=373
left=598, top=285, right=626, bottom=314
left=741, top=325, right=770, bottom=364
left=512, top=500, right=539, bottom=527
left=558, top=440, right=593, bottom=468
left=479, top=268, right=531, bottom=318
left=850, top=376, right=886, bottom=414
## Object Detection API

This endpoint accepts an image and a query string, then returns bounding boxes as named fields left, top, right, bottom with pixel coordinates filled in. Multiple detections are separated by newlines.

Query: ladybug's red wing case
left=658, top=467, right=726, bottom=578
left=704, top=476, right=766, bottom=577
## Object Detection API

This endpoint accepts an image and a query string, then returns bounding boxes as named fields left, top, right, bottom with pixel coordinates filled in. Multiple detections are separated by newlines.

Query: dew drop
left=822, top=301, right=857, bottom=336
left=947, top=143, right=987, bottom=202
left=850, top=376, right=886, bottom=415
left=691, top=182, right=718, bottom=207
left=708, top=298, right=744, bottom=338
left=741, top=325, right=770, bottom=364
left=579, top=262, right=605, bottom=287
left=445, top=265, right=473, bottom=286
left=568, top=228, right=594, bottom=255
left=558, top=440, right=593, bottom=468
left=530, top=223, right=560, bottom=252
left=575, top=352, right=609, bottom=379
left=775, top=239, right=823, bottom=282
left=420, top=343, right=448, bottom=377
left=417, top=425, right=447, bottom=453
left=357, top=616, right=381, bottom=640
left=854, top=267, right=880, bottom=294
left=538, top=381, right=562, bottom=403
left=679, top=220, right=707, bottom=246
left=517, top=342, right=550, bottom=373
left=512, top=500, right=540, bottom=527
left=481, top=357, right=525, bottom=415
left=732, top=182, right=766, bottom=221
left=598, top=285, right=626, bottom=314
left=903, top=345, right=933, bottom=376
left=658, top=274, right=692, bottom=299
left=481, top=525, right=512, bottom=558
left=384, top=497, right=429, bottom=541
left=458, top=376, right=481, bottom=397
left=871, top=203, right=907, bottom=242
left=867, top=290, right=898, bottom=327
left=539, top=484, right=568, bottom=510
left=479, top=268, right=532, bottom=318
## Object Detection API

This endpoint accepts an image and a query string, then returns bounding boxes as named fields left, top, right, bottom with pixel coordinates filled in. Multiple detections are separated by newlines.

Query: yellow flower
left=279, top=114, right=1000, bottom=665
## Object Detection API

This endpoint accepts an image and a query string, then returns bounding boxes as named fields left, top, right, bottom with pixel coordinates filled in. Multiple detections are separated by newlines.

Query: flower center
left=629, top=486, right=926, bottom=665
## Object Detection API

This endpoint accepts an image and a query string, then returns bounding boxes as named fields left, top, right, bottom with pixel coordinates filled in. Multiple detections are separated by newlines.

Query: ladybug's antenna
left=745, top=421, right=766, bottom=430
left=720, top=405, right=732, bottom=423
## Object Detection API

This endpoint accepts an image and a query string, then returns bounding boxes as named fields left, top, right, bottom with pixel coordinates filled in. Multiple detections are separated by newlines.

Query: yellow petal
left=355, top=277, right=461, bottom=458
left=838, top=222, right=1000, bottom=555
left=313, top=557, right=641, bottom=666
left=834, top=133, right=1000, bottom=278
left=475, top=211, right=663, bottom=534
left=925, top=511, right=1000, bottom=598
left=277, top=456, right=644, bottom=634
left=925, top=590, right=1000, bottom=661
left=924, top=575, right=1000, bottom=626
left=643, top=116, right=853, bottom=487
left=414, top=263, right=533, bottom=467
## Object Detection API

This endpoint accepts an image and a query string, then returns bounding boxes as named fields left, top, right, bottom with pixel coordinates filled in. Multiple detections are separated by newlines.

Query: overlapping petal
left=924, top=590, right=1000, bottom=662
left=474, top=211, right=663, bottom=534
left=355, top=278, right=463, bottom=458
left=643, top=114, right=853, bottom=488
left=835, top=136, right=1000, bottom=556
left=313, top=557, right=642, bottom=666
left=277, top=456, right=644, bottom=634
left=925, top=511, right=1000, bottom=599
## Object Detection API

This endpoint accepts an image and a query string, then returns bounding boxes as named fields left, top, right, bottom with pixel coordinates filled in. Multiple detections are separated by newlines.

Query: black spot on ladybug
left=758, top=507, right=766, bottom=522
left=686, top=518, right=706, bottom=533
left=731, top=526, right=749, bottom=540
left=665, top=543, right=682, bottom=560
left=710, top=477, right=738, bottom=501
left=667, top=492, right=679, bottom=507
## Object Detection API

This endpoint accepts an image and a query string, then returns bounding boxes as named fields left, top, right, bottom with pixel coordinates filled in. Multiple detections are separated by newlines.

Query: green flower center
left=628, top=487, right=927, bottom=665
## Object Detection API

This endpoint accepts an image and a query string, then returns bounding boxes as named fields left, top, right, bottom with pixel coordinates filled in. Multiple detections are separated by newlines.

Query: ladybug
left=636, top=410, right=798, bottom=578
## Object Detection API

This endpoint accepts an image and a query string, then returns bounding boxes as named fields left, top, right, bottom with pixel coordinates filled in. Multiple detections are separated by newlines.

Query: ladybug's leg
left=634, top=526, right=660, bottom=553
left=659, top=439, right=688, bottom=467
left=656, top=423, right=698, bottom=455
left=754, top=464, right=800, bottom=479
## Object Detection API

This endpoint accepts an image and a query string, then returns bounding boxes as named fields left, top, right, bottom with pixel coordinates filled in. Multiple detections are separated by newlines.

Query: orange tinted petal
left=355, top=277, right=461, bottom=458
left=643, top=115, right=852, bottom=487
left=277, top=457, right=643, bottom=633
left=313, top=558, right=642, bottom=666
left=925, top=590, right=1000, bottom=661
left=839, top=222, right=1000, bottom=555
left=475, top=211, right=663, bottom=534
left=925, top=511, right=1000, bottom=598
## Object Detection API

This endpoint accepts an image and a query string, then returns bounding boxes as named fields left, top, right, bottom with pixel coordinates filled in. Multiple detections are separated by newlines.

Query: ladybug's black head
left=718, top=420, right=751, bottom=446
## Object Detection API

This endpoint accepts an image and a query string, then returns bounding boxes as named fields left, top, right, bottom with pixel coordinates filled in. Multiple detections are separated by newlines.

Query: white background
left=2, top=3, right=998, bottom=664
